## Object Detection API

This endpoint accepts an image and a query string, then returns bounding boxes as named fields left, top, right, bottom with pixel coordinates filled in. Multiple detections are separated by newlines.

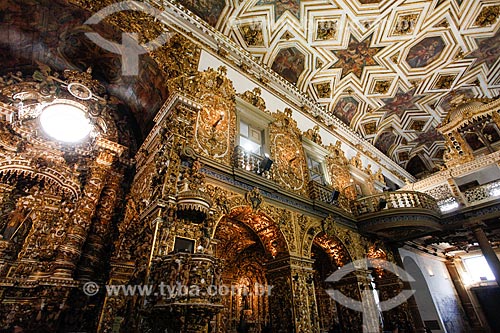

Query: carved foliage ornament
left=270, top=109, right=307, bottom=195
left=303, top=125, right=322, bottom=145
left=237, top=87, right=267, bottom=111
left=169, top=67, right=236, bottom=165
left=195, top=94, right=233, bottom=160
left=245, top=187, right=263, bottom=211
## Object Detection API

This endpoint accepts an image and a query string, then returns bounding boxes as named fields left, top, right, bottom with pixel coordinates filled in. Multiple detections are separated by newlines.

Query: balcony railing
left=353, top=191, right=440, bottom=216
left=463, top=180, right=500, bottom=205
left=308, top=180, right=351, bottom=212
left=233, top=145, right=271, bottom=178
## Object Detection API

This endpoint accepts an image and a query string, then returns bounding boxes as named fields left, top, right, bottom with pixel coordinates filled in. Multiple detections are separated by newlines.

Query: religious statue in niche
left=0, top=199, right=31, bottom=242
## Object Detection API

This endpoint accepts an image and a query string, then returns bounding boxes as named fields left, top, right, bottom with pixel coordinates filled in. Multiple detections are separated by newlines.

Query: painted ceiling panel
left=178, top=0, right=500, bottom=177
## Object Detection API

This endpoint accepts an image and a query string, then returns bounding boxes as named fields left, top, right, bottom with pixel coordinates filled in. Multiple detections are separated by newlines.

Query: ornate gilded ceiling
left=178, top=0, right=500, bottom=177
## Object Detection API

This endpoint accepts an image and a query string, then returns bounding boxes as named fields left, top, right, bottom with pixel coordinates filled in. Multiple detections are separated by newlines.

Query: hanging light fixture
left=39, top=100, right=92, bottom=143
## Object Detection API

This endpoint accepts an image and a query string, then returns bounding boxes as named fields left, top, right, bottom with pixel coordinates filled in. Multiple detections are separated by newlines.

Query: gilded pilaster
left=53, top=149, right=117, bottom=279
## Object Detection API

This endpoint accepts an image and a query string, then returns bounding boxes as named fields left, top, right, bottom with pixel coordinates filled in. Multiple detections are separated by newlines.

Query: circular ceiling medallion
left=68, top=82, right=92, bottom=100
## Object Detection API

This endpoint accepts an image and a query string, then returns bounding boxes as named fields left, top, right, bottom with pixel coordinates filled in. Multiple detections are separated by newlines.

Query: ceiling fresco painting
left=271, top=46, right=306, bottom=84
left=332, top=96, right=359, bottom=125
left=412, top=127, right=444, bottom=148
left=192, top=0, right=500, bottom=177
left=379, top=88, right=420, bottom=121
left=375, top=130, right=397, bottom=155
left=405, top=36, right=445, bottom=69
left=467, top=29, right=500, bottom=69
left=177, top=0, right=227, bottom=27
left=255, top=0, right=301, bottom=21
left=330, top=34, right=383, bottom=79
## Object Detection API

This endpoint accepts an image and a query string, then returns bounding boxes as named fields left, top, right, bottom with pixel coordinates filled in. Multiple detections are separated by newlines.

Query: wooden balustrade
left=233, top=145, right=271, bottom=178
left=463, top=180, right=500, bottom=205
left=353, top=191, right=440, bottom=216
left=308, top=180, right=351, bottom=213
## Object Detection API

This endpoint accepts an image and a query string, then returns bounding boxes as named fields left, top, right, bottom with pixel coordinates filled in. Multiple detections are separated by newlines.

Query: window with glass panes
left=306, top=154, right=326, bottom=185
left=239, top=120, right=264, bottom=156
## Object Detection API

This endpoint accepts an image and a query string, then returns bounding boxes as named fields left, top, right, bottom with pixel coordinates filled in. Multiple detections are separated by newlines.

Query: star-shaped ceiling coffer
left=255, top=0, right=301, bottom=21
left=380, top=88, right=421, bottom=121
left=175, top=0, right=500, bottom=178
left=330, top=34, right=383, bottom=80
left=413, top=127, right=445, bottom=148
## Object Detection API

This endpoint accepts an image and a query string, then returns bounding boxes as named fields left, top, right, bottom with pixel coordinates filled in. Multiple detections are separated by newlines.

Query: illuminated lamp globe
left=40, top=102, right=92, bottom=143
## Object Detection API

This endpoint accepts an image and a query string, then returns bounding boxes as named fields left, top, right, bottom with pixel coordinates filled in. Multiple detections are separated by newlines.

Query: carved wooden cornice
left=438, top=98, right=500, bottom=134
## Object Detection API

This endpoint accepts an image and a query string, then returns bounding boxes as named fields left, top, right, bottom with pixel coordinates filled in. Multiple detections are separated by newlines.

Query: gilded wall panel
left=168, top=67, right=237, bottom=166
left=269, top=110, right=309, bottom=196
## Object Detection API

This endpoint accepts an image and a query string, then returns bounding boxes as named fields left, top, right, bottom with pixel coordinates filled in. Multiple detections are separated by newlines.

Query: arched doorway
left=403, top=256, right=444, bottom=332
left=212, top=206, right=289, bottom=333
left=311, top=232, right=362, bottom=333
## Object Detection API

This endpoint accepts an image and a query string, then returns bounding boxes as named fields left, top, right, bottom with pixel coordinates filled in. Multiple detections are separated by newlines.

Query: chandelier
left=39, top=100, right=92, bottom=143
left=1, top=67, right=112, bottom=147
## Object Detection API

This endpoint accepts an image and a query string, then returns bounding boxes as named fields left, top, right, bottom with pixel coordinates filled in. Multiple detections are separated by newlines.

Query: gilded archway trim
left=0, top=161, right=81, bottom=199
left=214, top=205, right=289, bottom=258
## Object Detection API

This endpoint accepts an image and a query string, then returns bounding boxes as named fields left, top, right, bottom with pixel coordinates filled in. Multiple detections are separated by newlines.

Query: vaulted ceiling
left=178, top=0, right=500, bottom=177
left=0, top=0, right=168, bottom=141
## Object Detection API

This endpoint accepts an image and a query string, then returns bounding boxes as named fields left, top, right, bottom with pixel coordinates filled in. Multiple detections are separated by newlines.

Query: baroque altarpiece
left=0, top=63, right=417, bottom=332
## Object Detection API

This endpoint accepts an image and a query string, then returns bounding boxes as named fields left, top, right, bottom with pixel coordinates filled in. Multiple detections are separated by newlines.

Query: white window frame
left=235, top=96, right=273, bottom=157
left=302, top=137, right=331, bottom=186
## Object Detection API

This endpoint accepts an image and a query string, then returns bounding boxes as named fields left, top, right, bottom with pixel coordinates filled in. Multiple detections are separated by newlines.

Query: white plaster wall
left=399, top=248, right=467, bottom=333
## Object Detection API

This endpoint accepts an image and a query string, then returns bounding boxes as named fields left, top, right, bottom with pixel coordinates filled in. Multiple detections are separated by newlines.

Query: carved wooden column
left=290, top=257, right=320, bottom=333
left=330, top=273, right=363, bottom=332
left=0, top=184, right=15, bottom=268
left=76, top=171, right=123, bottom=281
left=96, top=261, right=136, bottom=333
left=354, top=268, right=380, bottom=333
left=467, top=222, right=500, bottom=287
left=375, top=272, right=415, bottom=333
left=445, top=258, right=485, bottom=332
left=392, top=247, right=426, bottom=333
left=265, top=257, right=294, bottom=333
left=54, top=142, right=124, bottom=279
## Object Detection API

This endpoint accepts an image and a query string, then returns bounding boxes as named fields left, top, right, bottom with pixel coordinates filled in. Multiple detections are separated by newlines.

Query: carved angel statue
left=350, top=152, right=363, bottom=169
left=304, top=125, right=322, bottom=145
